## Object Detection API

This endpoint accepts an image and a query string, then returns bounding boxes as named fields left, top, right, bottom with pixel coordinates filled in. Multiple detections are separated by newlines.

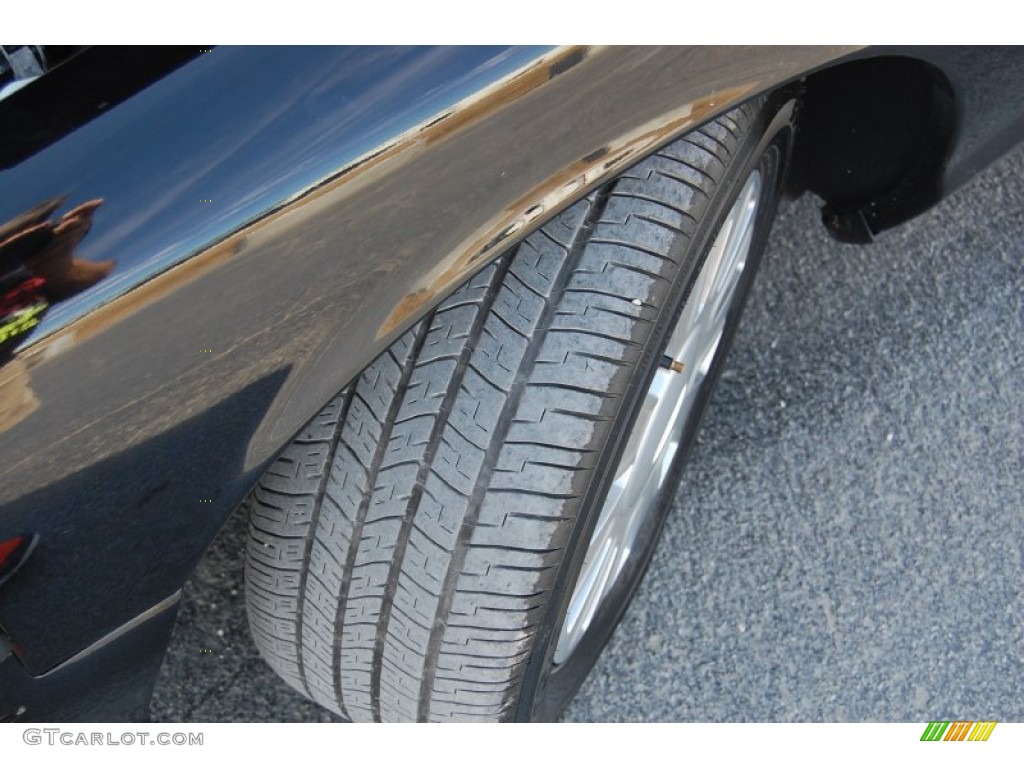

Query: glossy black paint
left=0, top=45, right=1021, bottom=722
left=0, top=598, right=178, bottom=722
left=2, top=46, right=546, bottom=339
left=0, top=46, right=553, bottom=680
left=1, top=46, right=199, bottom=171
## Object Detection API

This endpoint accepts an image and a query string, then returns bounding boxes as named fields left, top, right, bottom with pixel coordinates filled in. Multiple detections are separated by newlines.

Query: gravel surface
left=151, top=142, right=1024, bottom=723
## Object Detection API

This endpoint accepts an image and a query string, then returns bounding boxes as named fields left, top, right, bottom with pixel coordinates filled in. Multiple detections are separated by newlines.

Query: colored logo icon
left=921, top=721, right=997, bottom=741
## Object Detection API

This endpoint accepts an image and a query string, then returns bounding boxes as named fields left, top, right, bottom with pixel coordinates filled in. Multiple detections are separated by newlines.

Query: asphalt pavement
left=151, top=141, right=1024, bottom=723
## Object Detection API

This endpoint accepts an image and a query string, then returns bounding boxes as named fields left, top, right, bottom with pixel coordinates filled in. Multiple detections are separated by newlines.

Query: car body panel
left=0, top=45, right=1022, bottom=720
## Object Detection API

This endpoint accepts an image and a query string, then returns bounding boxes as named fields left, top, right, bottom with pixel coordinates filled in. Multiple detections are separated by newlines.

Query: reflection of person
left=0, top=197, right=114, bottom=360
left=2, top=198, right=114, bottom=301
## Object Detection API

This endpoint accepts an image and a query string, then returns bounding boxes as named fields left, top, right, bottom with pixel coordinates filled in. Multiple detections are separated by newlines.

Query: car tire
left=245, top=95, right=794, bottom=722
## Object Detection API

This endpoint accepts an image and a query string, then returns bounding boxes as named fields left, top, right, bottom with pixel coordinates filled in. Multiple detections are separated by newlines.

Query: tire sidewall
left=516, top=96, right=797, bottom=721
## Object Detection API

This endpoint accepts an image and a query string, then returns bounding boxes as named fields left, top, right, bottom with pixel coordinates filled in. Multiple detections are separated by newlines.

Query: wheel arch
left=788, top=54, right=957, bottom=244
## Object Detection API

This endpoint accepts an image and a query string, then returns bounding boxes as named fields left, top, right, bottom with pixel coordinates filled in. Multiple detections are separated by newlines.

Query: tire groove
left=653, top=151, right=718, bottom=184
left=588, top=238, right=680, bottom=265
left=293, top=392, right=351, bottom=700
left=373, top=257, right=513, bottom=722
left=609, top=190, right=701, bottom=224
left=329, top=323, right=428, bottom=721
left=419, top=189, right=610, bottom=721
